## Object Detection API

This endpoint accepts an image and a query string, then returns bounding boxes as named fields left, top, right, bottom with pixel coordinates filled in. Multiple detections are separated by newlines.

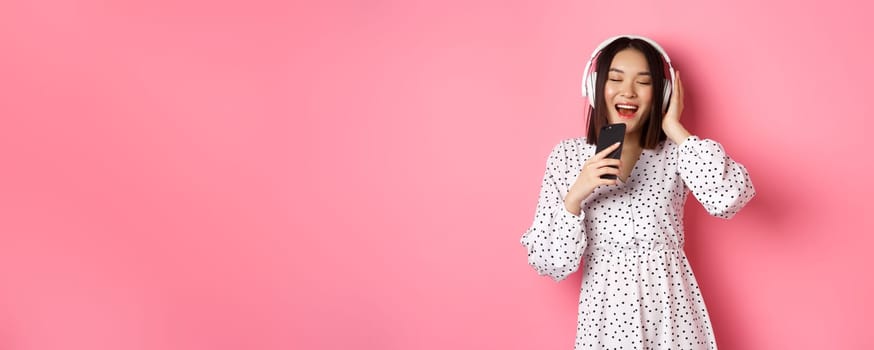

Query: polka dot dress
left=521, top=136, right=755, bottom=350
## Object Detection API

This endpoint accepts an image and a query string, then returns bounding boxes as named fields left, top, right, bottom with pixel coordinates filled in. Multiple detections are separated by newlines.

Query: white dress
left=521, top=136, right=755, bottom=350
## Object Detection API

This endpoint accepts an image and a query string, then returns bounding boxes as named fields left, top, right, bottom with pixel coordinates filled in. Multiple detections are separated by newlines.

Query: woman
left=520, top=35, right=755, bottom=349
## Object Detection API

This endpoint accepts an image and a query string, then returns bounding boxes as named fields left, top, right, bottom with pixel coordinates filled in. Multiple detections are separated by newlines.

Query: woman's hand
left=564, top=142, right=621, bottom=215
left=662, top=70, right=691, bottom=144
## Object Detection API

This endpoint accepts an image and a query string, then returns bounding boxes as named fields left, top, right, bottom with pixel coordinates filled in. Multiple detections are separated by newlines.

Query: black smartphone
left=594, top=123, right=626, bottom=179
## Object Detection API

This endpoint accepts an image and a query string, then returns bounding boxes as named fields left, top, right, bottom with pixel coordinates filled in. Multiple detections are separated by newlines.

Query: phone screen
left=594, top=123, right=626, bottom=179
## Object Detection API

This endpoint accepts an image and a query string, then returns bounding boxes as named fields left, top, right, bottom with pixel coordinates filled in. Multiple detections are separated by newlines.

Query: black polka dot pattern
left=520, top=136, right=755, bottom=349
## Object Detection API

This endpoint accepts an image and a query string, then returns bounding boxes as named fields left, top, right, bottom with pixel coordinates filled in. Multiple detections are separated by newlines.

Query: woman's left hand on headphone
left=662, top=70, right=691, bottom=144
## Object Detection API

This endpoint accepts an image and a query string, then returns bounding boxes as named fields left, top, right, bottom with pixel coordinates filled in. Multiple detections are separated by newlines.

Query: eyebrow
left=609, top=68, right=651, bottom=76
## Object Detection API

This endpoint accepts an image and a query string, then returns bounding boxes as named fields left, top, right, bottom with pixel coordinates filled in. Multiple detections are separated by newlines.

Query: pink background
left=1, top=0, right=873, bottom=349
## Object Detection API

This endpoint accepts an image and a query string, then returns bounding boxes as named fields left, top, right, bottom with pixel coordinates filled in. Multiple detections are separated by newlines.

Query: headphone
left=581, top=35, right=675, bottom=113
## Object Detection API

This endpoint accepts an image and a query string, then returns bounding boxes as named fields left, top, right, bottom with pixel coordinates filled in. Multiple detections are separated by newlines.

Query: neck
left=623, top=131, right=641, bottom=150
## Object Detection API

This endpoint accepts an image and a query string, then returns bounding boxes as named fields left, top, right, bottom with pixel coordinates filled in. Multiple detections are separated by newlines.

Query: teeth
left=616, top=104, right=638, bottom=110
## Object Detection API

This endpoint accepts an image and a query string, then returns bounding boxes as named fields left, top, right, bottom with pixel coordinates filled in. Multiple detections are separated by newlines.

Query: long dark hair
left=585, top=38, right=669, bottom=149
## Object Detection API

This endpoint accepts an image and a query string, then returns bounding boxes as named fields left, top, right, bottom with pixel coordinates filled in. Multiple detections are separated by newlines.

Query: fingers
left=578, top=145, right=623, bottom=190
left=584, top=161, right=621, bottom=177
left=584, top=153, right=621, bottom=178
left=587, top=158, right=621, bottom=169
left=596, top=164, right=621, bottom=177
left=594, top=176, right=619, bottom=187
left=597, top=178, right=620, bottom=186
left=593, top=142, right=621, bottom=159
left=665, top=70, right=684, bottom=120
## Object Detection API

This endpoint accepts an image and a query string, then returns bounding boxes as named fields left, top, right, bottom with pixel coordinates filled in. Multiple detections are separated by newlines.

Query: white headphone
left=581, top=35, right=675, bottom=113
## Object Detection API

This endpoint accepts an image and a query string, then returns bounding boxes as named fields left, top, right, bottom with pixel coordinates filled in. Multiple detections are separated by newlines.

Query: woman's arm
left=662, top=70, right=755, bottom=218
left=676, top=137, right=756, bottom=218
left=520, top=141, right=588, bottom=282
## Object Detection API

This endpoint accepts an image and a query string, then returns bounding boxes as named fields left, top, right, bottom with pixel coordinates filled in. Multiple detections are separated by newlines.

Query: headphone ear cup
left=587, top=72, right=597, bottom=107
left=662, top=80, right=672, bottom=112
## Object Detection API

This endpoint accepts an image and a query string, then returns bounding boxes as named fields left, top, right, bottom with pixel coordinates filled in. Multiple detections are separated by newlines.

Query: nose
left=619, top=80, right=637, bottom=98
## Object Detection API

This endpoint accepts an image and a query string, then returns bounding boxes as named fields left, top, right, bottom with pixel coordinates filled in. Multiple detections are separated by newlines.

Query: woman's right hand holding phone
left=564, top=142, right=621, bottom=215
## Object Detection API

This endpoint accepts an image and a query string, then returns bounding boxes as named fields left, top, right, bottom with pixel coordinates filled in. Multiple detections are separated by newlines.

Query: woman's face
left=603, top=48, right=654, bottom=134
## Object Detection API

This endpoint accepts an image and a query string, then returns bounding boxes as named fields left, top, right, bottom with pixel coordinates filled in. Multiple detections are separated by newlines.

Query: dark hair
left=585, top=38, right=669, bottom=149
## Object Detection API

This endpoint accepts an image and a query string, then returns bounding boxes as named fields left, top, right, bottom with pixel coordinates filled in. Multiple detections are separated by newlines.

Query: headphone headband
left=581, top=35, right=675, bottom=112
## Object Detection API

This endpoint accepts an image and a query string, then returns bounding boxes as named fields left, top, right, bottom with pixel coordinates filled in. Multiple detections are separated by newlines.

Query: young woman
left=520, top=35, right=755, bottom=349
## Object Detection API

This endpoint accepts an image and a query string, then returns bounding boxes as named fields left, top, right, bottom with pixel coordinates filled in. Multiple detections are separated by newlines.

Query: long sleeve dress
left=520, top=136, right=755, bottom=350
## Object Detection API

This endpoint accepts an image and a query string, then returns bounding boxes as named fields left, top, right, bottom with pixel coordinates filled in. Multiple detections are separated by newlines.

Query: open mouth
left=615, top=104, right=638, bottom=118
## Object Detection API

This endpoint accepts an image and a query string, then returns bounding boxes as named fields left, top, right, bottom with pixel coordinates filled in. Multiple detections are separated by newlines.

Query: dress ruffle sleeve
left=677, top=136, right=756, bottom=219
left=520, top=141, right=587, bottom=281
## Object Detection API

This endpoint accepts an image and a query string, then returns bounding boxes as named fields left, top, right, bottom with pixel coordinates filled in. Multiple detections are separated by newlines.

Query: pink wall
left=1, top=0, right=872, bottom=349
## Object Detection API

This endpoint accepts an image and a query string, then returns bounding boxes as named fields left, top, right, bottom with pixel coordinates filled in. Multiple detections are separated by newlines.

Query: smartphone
left=594, top=123, right=626, bottom=180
